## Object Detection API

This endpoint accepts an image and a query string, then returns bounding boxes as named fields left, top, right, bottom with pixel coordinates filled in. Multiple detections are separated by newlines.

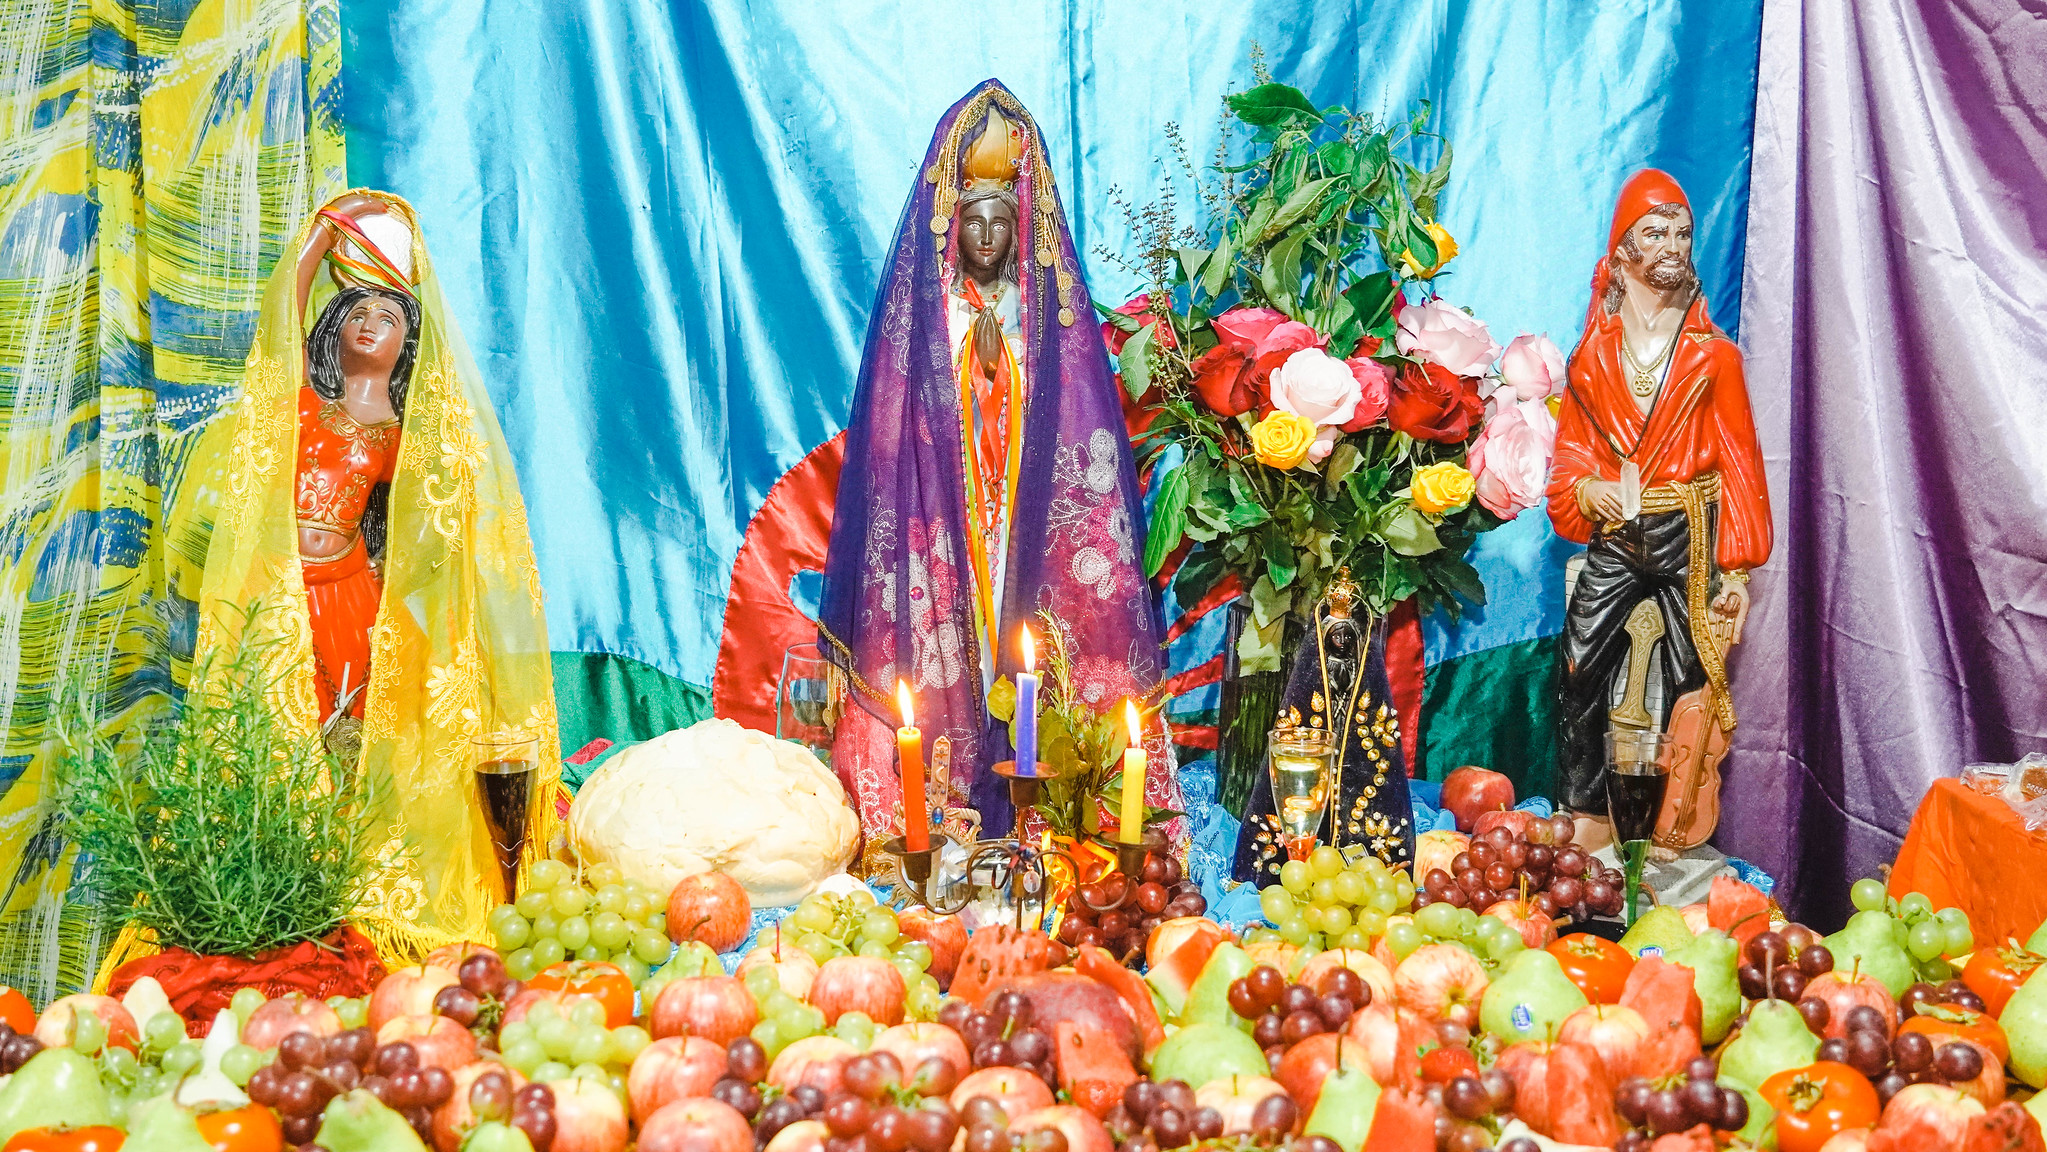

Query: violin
left=1655, top=607, right=1740, bottom=850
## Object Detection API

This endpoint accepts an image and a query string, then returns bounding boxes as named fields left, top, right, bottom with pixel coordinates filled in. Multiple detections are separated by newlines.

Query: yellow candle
left=1121, top=700, right=1146, bottom=845
left=897, top=680, right=928, bottom=852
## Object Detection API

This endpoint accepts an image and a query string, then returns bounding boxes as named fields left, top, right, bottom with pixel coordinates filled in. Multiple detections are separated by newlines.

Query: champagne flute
left=1267, top=727, right=1337, bottom=862
left=1606, top=729, right=1671, bottom=925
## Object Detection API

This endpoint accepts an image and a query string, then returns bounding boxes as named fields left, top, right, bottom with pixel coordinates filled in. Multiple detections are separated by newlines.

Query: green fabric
left=1419, top=636, right=1559, bottom=801
left=550, top=651, right=712, bottom=764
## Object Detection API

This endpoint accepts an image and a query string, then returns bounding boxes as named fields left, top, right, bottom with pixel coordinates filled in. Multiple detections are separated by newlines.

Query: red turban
left=1586, top=168, right=1695, bottom=334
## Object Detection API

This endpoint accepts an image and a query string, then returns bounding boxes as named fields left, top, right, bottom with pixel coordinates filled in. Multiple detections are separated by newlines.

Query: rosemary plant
left=57, top=604, right=387, bottom=957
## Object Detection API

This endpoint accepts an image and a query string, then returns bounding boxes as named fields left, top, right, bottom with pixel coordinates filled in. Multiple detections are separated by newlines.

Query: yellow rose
left=1400, top=220, right=1459, bottom=279
left=1411, top=460, right=1475, bottom=514
left=1250, top=411, right=1316, bottom=470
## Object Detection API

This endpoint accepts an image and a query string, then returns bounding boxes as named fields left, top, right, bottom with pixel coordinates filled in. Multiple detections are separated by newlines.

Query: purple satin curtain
left=1726, top=0, right=2047, bottom=923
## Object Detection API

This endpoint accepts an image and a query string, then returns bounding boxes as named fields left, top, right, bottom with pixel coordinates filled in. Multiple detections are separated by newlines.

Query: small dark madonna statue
left=1232, top=569, right=1414, bottom=880
left=820, top=82, right=1176, bottom=850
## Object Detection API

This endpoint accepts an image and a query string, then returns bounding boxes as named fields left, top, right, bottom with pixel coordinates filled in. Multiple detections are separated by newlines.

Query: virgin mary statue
left=820, top=81, right=1175, bottom=843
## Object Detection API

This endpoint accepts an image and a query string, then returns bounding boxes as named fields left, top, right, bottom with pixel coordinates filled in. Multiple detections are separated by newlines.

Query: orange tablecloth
left=1889, top=777, right=2047, bottom=950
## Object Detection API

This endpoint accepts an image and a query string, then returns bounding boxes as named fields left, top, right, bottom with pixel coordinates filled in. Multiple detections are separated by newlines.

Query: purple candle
left=1015, top=625, right=1038, bottom=776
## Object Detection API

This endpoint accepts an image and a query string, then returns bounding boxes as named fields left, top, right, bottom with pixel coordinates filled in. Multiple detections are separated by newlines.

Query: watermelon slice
left=950, top=925, right=1063, bottom=1006
left=1053, top=1020, right=1138, bottom=1118
left=1141, top=917, right=1230, bottom=1018
left=1619, top=956, right=1705, bottom=1079
left=1358, top=1087, right=1435, bottom=1152
left=1707, top=875, right=1772, bottom=949
left=1073, top=945, right=1165, bottom=1056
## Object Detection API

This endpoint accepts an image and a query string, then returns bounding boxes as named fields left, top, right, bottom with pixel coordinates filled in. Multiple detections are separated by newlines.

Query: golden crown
left=962, top=108, right=1022, bottom=190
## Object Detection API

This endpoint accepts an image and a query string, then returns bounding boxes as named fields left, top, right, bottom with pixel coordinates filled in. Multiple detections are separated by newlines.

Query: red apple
left=1413, top=831, right=1470, bottom=884
left=897, top=909, right=969, bottom=988
left=1275, top=1033, right=1373, bottom=1116
left=35, top=994, right=139, bottom=1052
left=871, top=1023, right=971, bottom=1083
left=1483, top=897, right=1558, bottom=950
left=1873, top=1084, right=1985, bottom=1148
left=651, top=975, right=759, bottom=1046
left=1556, top=1003, right=1650, bottom=1082
left=763, top=1119, right=829, bottom=1152
left=1441, top=766, right=1515, bottom=833
left=630, top=1035, right=730, bottom=1120
left=1344, top=1003, right=1402, bottom=1086
left=550, top=1075, right=631, bottom=1152
left=637, top=1098, right=753, bottom=1152
left=1802, top=971, right=1897, bottom=1041
left=1240, top=941, right=1301, bottom=977
left=432, top=1062, right=527, bottom=1152
left=240, top=993, right=342, bottom=1052
left=502, top=987, right=572, bottom=1027
left=668, top=872, right=752, bottom=954
left=1817, top=1131, right=1869, bottom=1152
left=949, top=1066, right=1056, bottom=1122
left=809, top=956, right=906, bottom=1026
left=423, top=941, right=499, bottom=970
left=1014, top=1105, right=1116, bottom=1152
left=1471, top=808, right=1537, bottom=841
left=369, top=964, right=460, bottom=1033
left=978, top=972, right=1141, bottom=1064
left=1193, top=1075, right=1291, bottom=1136
left=377, top=1013, right=478, bottom=1072
left=1295, top=949, right=1394, bottom=1009
left=1494, top=1038, right=1622, bottom=1146
left=736, top=945, right=820, bottom=1001
left=1393, top=943, right=1491, bottom=1030
left=768, top=1035, right=860, bottom=1094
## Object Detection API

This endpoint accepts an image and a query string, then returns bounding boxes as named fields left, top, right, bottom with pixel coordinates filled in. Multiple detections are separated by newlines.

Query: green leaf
left=1117, top=320, right=1156, bottom=402
left=1357, top=134, right=1391, bottom=198
left=1403, top=216, right=1437, bottom=272
left=1265, top=176, right=1339, bottom=240
left=1259, top=228, right=1311, bottom=315
left=1241, top=195, right=1277, bottom=250
left=1201, top=233, right=1234, bottom=299
left=1143, top=464, right=1190, bottom=577
left=1224, top=499, right=1270, bottom=530
left=1323, top=441, right=1363, bottom=493
left=1383, top=506, right=1442, bottom=557
left=1427, top=554, right=1488, bottom=607
left=1094, top=299, right=1141, bottom=333
left=1226, top=83, right=1324, bottom=127
left=1173, top=548, right=1226, bottom=611
left=1425, top=142, right=1455, bottom=195
left=1176, top=247, right=1213, bottom=287
left=1343, top=272, right=1399, bottom=335
left=1262, top=530, right=1299, bottom=589
left=1314, top=140, right=1356, bottom=178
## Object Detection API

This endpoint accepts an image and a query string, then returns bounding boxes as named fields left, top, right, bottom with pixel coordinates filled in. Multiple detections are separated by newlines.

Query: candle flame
left=896, top=679, right=915, bottom=728
left=1125, top=699, right=1143, bottom=742
left=1021, top=624, right=1036, bottom=672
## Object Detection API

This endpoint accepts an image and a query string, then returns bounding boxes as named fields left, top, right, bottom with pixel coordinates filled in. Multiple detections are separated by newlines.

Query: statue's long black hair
left=307, top=286, right=421, bottom=562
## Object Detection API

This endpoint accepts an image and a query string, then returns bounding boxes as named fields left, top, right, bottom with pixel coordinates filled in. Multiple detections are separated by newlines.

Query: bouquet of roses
left=1104, top=82, right=1564, bottom=670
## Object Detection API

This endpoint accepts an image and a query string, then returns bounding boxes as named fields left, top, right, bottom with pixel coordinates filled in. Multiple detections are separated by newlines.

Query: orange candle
left=897, top=680, right=928, bottom=851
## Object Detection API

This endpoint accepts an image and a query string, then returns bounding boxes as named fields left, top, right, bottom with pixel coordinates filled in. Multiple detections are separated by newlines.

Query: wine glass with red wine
left=1606, top=729, right=1670, bottom=925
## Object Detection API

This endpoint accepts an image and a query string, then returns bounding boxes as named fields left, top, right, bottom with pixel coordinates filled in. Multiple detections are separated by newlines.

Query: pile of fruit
left=3, top=839, right=2046, bottom=1152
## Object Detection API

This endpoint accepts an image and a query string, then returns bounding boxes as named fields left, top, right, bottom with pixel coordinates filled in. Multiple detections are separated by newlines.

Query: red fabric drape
left=107, top=926, right=385, bottom=1036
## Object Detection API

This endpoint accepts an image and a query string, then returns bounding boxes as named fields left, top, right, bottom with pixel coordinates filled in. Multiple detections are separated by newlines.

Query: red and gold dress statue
left=1546, top=170, right=1772, bottom=852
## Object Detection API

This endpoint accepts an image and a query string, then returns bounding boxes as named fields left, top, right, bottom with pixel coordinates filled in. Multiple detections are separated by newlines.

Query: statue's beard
left=1641, top=252, right=1692, bottom=291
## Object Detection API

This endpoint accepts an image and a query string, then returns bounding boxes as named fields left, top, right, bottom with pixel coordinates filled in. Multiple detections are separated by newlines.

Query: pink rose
left=1468, top=396, right=1558, bottom=520
left=1498, top=333, right=1566, bottom=402
left=1269, top=347, right=1362, bottom=428
left=1394, top=296, right=1501, bottom=378
left=1190, top=308, right=1323, bottom=416
left=1340, top=355, right=1393, bottom=431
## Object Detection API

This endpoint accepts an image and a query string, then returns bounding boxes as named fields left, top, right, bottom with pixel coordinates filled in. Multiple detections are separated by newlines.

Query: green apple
left=317, top=1089, right=431, bottom=1152
left=1479, top=949, right=1586, bottom=1045
left=2000, top=963, right=2047, bottom=1088
left=1147, top=1021, right=1269, bottom=1085
left=122, top=1095, right=216, bottom=1152
left=1717, top=997, right=1820, bottom=1141
left=1179, top=942, right=1256, bottom=1030
left=1824, top=910, right=1916, bottom=996
left=0, top=1046, right=112, bottom=1140
left=1303, top=1065, right=1381, bottom=1152
left=460, top=1121, right=538, bottom=1152
left=1618, top=906, right=1694, bottom=959
left=1669, top=929, right=1740, bottom=1044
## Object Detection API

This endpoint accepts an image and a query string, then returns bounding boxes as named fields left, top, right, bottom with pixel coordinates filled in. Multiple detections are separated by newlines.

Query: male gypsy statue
left=819, top=81, right=1178, bottom=849
left=1546, top=169, right=1772, bottom=856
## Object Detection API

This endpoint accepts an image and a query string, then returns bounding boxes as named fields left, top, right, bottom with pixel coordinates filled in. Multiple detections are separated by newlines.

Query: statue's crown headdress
left=963, top=108, right=1022, bottom=191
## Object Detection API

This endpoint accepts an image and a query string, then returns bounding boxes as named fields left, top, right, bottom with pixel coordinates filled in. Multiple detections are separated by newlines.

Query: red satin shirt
left=295, top=387, right=400, bottom=541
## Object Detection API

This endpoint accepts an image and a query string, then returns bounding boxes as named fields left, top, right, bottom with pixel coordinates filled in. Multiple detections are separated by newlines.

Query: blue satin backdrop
left=341, top=1, right=1763, bottom=720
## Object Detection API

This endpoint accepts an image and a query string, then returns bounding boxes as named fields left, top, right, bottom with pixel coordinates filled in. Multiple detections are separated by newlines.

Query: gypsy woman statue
left=174, top=191, right=559, bottom=956
left=820, top=82, right=1178, bottom=845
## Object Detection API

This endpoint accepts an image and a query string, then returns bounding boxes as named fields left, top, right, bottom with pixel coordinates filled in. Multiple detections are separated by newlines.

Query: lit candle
left=1014, top=625, right=1039, bottom=777
left=896, top=680, right=928, bottom=852
left=1121, top=700, right=1146, bottom=845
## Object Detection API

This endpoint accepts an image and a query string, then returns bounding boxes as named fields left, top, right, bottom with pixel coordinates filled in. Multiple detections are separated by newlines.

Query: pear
left=1180, top=942, right=1256, bottom=1030
left=460, top=1121, right=537, bottom=1152
left=316, top=1089, right=431, bottom=1152
left=0, top=1047, right=112, bottom=1140
left=1824, top=910, right=1915, bottom=996
left=1479, top=948, right=1587, bottom=1045
left=1147, top=1021, right=1270, bottom=1085
left=123, top=1095, right=217, bottom=1152
left=2000, top=963, right=2047, bottom=1088
left=1303, top=1065, right=1382, bottom=1152
left=1669, top=929, right=1741, bottom=1044
left=1618, top=906, right=1694, bottom=959
left=1716, top=997, right=1820, bottom=1142
left=2026, top=916, right=2047, bottom=954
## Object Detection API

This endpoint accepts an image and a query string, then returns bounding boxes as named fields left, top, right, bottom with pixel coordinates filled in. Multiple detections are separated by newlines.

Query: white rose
left=1268, top=347, right=1362, bottom=428
left=1394, top=297, right=1502, bottom=378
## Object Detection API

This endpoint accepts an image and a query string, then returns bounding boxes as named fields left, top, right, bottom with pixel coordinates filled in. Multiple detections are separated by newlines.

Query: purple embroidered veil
left=819, top=80, right=1164, bottom=835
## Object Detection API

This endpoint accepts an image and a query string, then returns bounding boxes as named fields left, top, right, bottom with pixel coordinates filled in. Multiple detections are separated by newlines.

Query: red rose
left=1102, top=294, right=1177, bottom=357
left=1189, top=307, right=1321, bottom=417
left=1389, top=361, right=1483, bottom=443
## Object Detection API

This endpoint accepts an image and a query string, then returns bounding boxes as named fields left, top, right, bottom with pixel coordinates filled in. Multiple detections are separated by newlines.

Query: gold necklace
left=1620, top=321, right=1679, bottom=398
